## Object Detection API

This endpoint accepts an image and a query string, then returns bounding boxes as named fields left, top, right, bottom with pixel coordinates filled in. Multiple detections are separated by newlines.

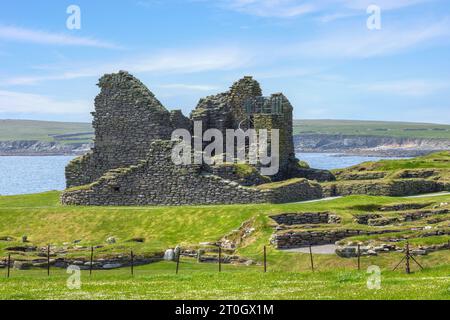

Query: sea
left=0, top=153, right=406, bottom=196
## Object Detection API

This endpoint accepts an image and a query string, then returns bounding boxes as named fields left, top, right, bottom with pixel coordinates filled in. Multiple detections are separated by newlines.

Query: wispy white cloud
left=222, top=0, right=317, bottom=18
left=339, top=0, right=433, bottom=10
left=217, top=0, right=434, bottom=19
left=0, top=90, right=91, bottom=114
left=0, top=25, right=120, bottom=49
left=0, top=46, right=252, bottom=86
left=294, top=19, right=450, bottom=58
left=353, top=79, right=450, bottom=96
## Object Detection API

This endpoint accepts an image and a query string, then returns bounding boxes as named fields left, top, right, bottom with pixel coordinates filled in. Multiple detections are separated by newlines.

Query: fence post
left=89, top=246, right=94, bottom=276
left=309, top=245, right=314, bottom=272
left=7, top=254, right=11, bottom=278
left=264, top=246, right=267, bottom=273
left=176, top=249, right=180, bottom=275
left=131, top=250, right=134, bottom=277
left=218, top=246, right=222, bottom=273
left=357, top=244, right=361, bottom=271
left=47, top=244, right=50, bottom=276
left=405, top=242, right=411, bottom=274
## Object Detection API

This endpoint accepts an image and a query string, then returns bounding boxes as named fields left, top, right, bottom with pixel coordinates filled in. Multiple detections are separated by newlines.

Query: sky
left=0, top=0, right=450, bottom=124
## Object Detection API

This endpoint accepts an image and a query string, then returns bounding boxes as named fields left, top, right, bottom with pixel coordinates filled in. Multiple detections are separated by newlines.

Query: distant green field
left=0, top=120, right=93, bottom=144
left=294, top=119, right=450, bottom=139
left=1, top=119, right=450, bottom=143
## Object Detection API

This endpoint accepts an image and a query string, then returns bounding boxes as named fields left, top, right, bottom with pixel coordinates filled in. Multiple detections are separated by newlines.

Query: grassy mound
left=323, top=152, right=450, bottom=197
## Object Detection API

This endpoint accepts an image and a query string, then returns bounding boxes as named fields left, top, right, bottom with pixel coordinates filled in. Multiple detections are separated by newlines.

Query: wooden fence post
left=176, top=249, right=180, bottom=275
left=218, top=246, right=222, bottom=273
left=357, top=244, right=361, bottom=271
left=7, top=254, right=11, bottom=278
left=47, top=244, right=50, bottom=276
left=264, top=246, right=267, bottom=273
left=89, top=246, right=94, bottom=276
left=131, top=250, right=134, bottom=277
left=405, top=242, right=411, bottom=274
left=309, top=245, right=314, bottom=272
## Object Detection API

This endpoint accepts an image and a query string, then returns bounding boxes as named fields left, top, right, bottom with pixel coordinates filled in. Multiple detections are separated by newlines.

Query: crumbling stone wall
left=66, top=71, right=190, bottom=188
left=270, top=212, right=340, bottom=225
left=61, top=140, right=322, bottom=206
left=322, top=179, right=444, bottom=197
left=272, top=229, right=398, bottom=249
left=190, top=77, right=331, bottom=182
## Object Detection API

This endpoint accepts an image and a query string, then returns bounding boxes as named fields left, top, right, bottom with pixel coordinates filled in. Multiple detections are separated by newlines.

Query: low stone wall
left=6, top=255, right=163, bottom=270
left=355, top=209, right=449, bottom=226
left=272, top=229, right=398, bottom=249
left=336, top=233, right=450, bottom=258
left=379, top=203, right=430, bottom=211
left=403, top=209, right=449, bottom=221
left=354, top=214, right=382, bottom=225
left=393, top=169, right=438, bottom=179
left=336, top=171, right=387, bottom=181
left=270, top=212, right=340, bottom=225
left=322, top=179, right=444, bottom=197
left=368, top=217, right=400, bottom=226
left=263, top=180, right=323, bottom=204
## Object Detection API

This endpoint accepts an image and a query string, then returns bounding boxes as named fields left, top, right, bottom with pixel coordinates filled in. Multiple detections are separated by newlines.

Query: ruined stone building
left=61, top=71, right=334, bottom=206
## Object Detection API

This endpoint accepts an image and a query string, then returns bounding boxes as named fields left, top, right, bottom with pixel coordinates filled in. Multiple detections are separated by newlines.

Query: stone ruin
left=61, top=71, right=334, bottom=206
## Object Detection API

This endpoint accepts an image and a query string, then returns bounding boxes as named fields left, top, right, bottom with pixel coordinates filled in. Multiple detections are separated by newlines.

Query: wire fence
left=3, top=240, right=449, bottom=279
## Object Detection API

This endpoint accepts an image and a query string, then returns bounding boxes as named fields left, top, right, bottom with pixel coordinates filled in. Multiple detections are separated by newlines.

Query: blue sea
left=0, top=154, right=405, bottom=196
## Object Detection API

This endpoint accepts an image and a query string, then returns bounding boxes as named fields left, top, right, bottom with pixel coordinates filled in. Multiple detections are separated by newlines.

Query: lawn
left=1, top=260, right=449, bottom=300
left=294, top=119, right=450, bottom=139
left=0, top=192, right=449, bottom=299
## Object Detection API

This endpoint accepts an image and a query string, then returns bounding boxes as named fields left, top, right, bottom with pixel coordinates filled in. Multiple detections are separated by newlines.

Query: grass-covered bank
left=1, top=192, right=450, bottom=265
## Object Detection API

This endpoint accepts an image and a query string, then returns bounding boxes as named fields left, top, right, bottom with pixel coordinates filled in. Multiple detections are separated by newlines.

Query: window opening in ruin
left=244, top=97, right=283, bottom=115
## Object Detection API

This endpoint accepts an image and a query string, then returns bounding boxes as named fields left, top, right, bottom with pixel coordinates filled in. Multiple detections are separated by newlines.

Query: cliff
left=295, top=133, right=450, bottom=156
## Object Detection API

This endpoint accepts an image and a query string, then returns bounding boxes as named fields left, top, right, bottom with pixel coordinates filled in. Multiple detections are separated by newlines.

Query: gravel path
left=405, top=192, right=450, bottom=198
left=281, top=244, right=337, bottom=255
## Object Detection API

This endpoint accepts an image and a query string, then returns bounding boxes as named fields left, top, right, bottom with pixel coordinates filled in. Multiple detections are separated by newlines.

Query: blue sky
left=0, top=0, right=450, bottom=123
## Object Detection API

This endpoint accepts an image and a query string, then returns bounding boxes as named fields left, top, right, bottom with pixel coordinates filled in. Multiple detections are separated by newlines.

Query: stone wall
left=205, top=163, right=270, bottom=186
left=272, top=229, right=398, bottom=249
left=270, top=212, right=341, bottom=225
left=322, top=179, right=444, bottom=197
left=66, top=71, right=190, bottom=188
left=61, top=140, right=323, bottom=206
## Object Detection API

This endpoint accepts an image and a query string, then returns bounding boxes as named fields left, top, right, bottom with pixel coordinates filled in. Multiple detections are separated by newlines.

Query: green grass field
left=2, top=262, right=449, bottom=300
left=0, top=119, right=93, bottom=143
left=2, top=119, right=450, bottom=144
left=294, top=119, right=450, bottom=139
left=0, top=191, right=449, bottom=299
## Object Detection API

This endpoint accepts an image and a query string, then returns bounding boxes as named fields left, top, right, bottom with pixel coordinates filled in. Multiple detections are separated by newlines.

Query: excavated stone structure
left=62, top=71, right=333, bottom=206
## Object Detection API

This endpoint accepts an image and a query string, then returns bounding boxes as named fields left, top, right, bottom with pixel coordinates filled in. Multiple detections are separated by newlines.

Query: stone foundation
left=270, top=212, right=341, bottom=225
left=322, top=179, right=444, bottom=197
left=272, top=229, right=399, bottom=249
left=61, top=141, right=323, bottom=206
